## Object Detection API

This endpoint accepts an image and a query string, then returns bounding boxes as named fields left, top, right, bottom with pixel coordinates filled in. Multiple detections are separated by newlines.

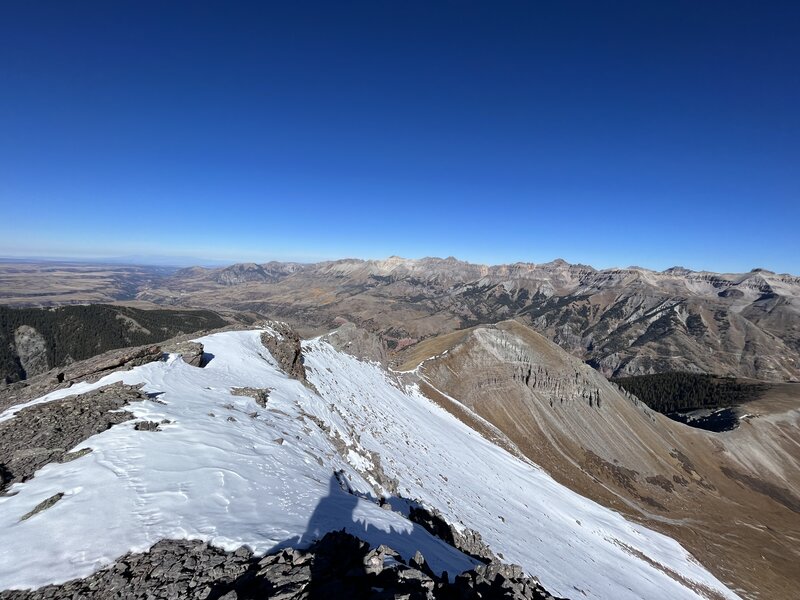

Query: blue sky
left=1, top=1, right=798, bottom=272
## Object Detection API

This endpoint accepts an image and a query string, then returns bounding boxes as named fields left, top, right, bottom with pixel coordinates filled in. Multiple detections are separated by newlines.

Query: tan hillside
left=398, top=320, right=800, bottom=600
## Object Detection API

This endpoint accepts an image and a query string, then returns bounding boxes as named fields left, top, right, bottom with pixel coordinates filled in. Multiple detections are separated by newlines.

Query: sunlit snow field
left=0, top=330, right=739, bottom=600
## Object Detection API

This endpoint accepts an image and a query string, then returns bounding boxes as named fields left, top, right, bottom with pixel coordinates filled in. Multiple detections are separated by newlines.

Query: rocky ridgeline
left=0, top=383, right=145, bottom=493
left=0, top=339, right=205, bottom=412
left=0, top=322, right=567, bottom=599
left=208, top=262, right=303, bottom=286
left=0, top=530, right=564, bottom=600
left=408, top=506, right=494, bottom=564
left=147, top=256, right=800, bottom=381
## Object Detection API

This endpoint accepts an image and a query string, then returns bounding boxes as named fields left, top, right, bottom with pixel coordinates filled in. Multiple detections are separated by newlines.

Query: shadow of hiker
left=214, top=470, right=481, bottom=599
left=300, top=470, right=359, bottom=545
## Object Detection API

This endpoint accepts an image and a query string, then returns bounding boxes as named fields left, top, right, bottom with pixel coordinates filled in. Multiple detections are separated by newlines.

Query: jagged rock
left=160, top=340, right=205, bottom=367
left=259, top=322, right=309, bottom=384
left=395, top=566, right=434, bottom=589
left=134, top=421, right=161, bottom=432
left=410, top=550, right=437, bottom=579
left=362, top=551, right=384, bottom=576
left=409, top=505, right=495, bottom=563
left=0, top=530, right=563, bottom=600
left=362, top=544, right=402, bottom=577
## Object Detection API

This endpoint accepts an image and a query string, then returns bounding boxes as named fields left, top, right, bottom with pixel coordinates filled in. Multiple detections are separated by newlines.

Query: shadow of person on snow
left=300, top=470, right=359, bottom=545
left=210, top=470, right=480, bottom=599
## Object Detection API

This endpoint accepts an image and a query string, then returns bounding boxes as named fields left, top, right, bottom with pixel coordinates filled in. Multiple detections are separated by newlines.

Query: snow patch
left=0, top=331, right=740, bottom=600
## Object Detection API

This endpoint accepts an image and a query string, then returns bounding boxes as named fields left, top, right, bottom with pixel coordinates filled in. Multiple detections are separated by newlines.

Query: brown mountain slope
left=396, top=320, right=800, bottom=600
left=135, top=257, right=800, bottom=381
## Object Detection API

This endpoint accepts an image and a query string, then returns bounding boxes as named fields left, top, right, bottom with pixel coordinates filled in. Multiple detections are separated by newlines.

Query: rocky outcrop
left=0, top=531, right=563, bottom=600
left=12, top=326, right=49, bottom=379
left=260, top=322, right=309, bottom=384
left=161, top=340, right=205, bottom=367
left=324, top=322, right=388, bottom=364
left=0, top=538, right=252, bottom=600
left=58, top=345, right=163, bottom=384
left=0, top=343, right=162, bottom=413
left=0, top=305, right=228, bottom=385
left=231, top=387, right=271, bottom=407
left=2, top=340, right=180, bottom=412
left=408, top=505, right=494, bottom=563
left=0, top=382, right=144, bottom=493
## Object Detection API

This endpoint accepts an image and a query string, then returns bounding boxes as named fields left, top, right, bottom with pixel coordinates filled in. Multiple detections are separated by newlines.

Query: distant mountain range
left=135, top=257, right=800, bottom=382
left=2, top=256, right=798, bottom=381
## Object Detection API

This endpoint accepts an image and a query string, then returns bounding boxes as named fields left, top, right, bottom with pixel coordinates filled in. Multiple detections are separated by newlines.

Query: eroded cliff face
left=399, top=320, right=800, bottom=600
left=533, top=291, right=800, bottom=382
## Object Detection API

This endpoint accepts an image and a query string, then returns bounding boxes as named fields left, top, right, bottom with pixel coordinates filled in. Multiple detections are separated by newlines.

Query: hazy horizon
left=0, top=250, right=794, bottom=276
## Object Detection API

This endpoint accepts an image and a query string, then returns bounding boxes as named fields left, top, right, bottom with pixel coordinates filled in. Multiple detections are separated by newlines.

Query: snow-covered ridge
left=0, top=330, right=739, bottom=599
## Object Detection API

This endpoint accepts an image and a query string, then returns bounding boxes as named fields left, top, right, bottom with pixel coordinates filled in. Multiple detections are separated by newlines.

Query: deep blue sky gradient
left=1, top=1, right=798, bottom=272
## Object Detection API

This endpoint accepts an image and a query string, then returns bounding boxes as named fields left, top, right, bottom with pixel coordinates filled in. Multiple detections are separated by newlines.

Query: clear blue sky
left=1, top=1, right=798, bottom=272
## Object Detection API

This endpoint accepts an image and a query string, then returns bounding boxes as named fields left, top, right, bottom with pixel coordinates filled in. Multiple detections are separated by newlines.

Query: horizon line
left=0, top=253, right=793, bottom=278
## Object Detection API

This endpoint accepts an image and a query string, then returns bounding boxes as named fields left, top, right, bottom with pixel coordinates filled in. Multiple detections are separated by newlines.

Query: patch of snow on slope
left=300, top=338, right=740, bottom=600
left=0, top=331, right=475, bottom=590
left=0, top=330, right=739, bottom=600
